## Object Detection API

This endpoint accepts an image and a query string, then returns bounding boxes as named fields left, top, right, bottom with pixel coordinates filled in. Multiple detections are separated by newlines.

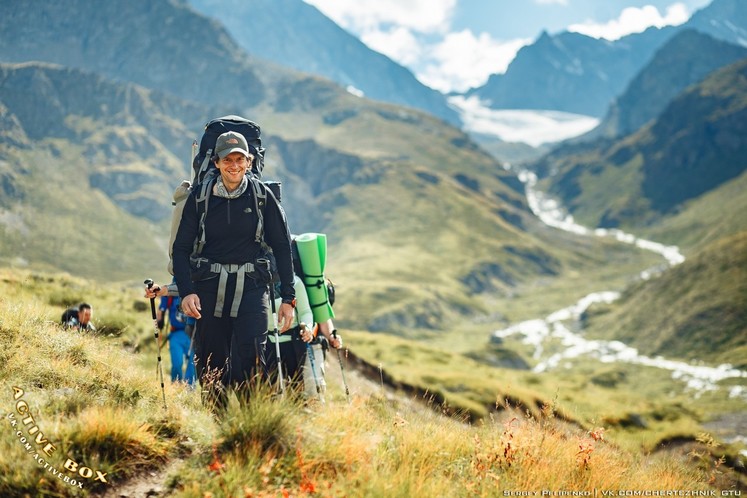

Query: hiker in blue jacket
left=169, top=131, right=295, bottom=410
left=157, top=294, right=196, bottom=385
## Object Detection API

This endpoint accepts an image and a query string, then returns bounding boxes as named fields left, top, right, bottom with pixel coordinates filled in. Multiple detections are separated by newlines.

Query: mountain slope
left=466, top=29, right=672, bottom=117
left=0, top=0, right=562, bottom=333
left=465, top=0, right=747, bottom=118
left=0, top=0, right=672, bottom=341
left=186, top=0, right=461, bottom=126
left=592, top=29, right=747, bottom=138
left=640, top=168, right=747, bottom=254
left=531, top=57, right=747, bottom=232
left=687, top=0, right=747, bottom=47
left=584, top=230, right=747, bottom=366
left=0, top=0, right=271, bottom=108
left=0, top=62, right=212, bottom=279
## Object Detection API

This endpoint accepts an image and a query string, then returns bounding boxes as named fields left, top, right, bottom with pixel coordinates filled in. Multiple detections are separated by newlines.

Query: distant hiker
left=151, top=130, right=295, bottom=411
left=60, top=302, right=96, bottom=332
left=157, top=294, right=196, bottom=385
left=263, top=273, right=315, bottom=393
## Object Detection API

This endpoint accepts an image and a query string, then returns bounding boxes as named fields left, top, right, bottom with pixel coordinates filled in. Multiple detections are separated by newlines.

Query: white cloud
left=418, top=32, right=530, bottom=93
left=568, top=3, right=690, bottom=40
left=359, top=26, right=423, bottom=66
left=304, top=0, right=456, bottom=34
left=305, top=0, right=523, bottom=93
left=304, top=1, right=694, bottom=94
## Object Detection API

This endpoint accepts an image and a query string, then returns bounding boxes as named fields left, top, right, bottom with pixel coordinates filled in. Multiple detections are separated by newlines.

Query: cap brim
left=217, top=147, right=250, bottom=159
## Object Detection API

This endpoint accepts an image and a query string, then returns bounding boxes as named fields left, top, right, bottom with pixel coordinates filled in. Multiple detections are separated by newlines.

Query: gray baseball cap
left=215, top=131, right=250, bottom=159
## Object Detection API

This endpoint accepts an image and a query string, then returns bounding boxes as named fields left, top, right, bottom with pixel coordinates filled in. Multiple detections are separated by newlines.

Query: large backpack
left=192, top=115, right=265, bottom=183
left=167, top=115, right=273, bottom=275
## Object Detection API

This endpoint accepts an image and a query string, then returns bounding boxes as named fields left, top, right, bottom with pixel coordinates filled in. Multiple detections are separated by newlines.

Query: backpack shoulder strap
left=249, top=176, right=267, bottom=244
left=193, top=148, right=213, bottom=184
left=194, top=176, right=216, bottom=255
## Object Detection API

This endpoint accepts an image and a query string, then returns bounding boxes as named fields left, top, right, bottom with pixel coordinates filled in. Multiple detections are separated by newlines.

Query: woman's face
left=216, top=151, right=252, bottom=190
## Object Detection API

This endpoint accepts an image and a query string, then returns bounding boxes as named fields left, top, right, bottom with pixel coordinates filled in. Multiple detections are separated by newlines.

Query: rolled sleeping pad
left=295, top=232, right=335, bottom=322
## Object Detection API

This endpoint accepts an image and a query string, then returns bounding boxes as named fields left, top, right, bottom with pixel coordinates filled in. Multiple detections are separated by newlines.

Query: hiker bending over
left=60, top=303, right=96, bottom=332
left=168, top=130, right=295, bottom=410
left=157, top=293, right=196, bottom=385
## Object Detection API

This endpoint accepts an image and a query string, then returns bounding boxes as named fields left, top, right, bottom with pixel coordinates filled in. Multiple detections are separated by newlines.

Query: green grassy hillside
left=0, top=268, right=740, bottom=495
left=583, top=231, right=747, bottom=366
left=0, top=145, right=169, bottom=282
left=640, top=169, right=747, bottom=254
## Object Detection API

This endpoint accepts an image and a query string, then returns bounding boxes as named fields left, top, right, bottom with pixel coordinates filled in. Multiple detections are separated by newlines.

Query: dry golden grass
left=0, top=269, right=729, bottom=496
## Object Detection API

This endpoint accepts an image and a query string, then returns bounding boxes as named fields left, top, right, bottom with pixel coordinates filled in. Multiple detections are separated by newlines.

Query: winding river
left=493, top=168, right=747, bottom=400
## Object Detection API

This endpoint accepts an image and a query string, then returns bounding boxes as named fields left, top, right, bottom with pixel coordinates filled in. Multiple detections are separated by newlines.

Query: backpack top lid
left=192, top=115, right=265, bottom=184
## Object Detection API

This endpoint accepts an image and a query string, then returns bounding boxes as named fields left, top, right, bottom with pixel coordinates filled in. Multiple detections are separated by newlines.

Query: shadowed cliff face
left=593, top=29, right=747, bottom=140
left=640, top=59, right=747, bottom=214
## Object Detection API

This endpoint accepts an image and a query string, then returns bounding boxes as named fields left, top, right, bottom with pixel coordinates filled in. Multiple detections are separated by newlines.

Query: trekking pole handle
left=331, top=329, right=343, bottom=348
left=299, top=322, right=311, bottom=341
left=144, top=279, right=158, bottom=318
left=143, top=279, right=167, bottom=408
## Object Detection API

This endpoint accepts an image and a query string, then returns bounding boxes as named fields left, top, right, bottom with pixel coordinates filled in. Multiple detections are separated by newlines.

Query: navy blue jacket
left=172, top=180, right=295, bottom=302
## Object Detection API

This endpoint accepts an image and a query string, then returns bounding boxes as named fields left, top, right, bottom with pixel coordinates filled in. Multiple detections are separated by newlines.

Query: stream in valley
left=493, top=168, right=747, bottom=400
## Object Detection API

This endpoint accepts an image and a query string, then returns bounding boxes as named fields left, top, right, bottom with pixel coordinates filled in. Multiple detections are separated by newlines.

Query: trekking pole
left=144, top=279, right=167, bottom=408
left=332, top=329, right=351, bottom=404
left=269, top=283, right=286, bottom=396
left=300, top=322, right=324, bottom=404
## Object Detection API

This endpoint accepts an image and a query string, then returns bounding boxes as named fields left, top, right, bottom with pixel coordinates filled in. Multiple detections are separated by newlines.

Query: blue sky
left=303, top=0, right=712, bottom=92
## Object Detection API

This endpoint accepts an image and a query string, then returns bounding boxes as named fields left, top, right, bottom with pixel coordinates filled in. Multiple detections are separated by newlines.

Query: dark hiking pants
left=193, top=276, right=269, bottom=411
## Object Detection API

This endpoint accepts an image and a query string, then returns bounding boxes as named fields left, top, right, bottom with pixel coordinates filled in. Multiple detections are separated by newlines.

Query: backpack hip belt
left=213, top=261, right=257, bottom=319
